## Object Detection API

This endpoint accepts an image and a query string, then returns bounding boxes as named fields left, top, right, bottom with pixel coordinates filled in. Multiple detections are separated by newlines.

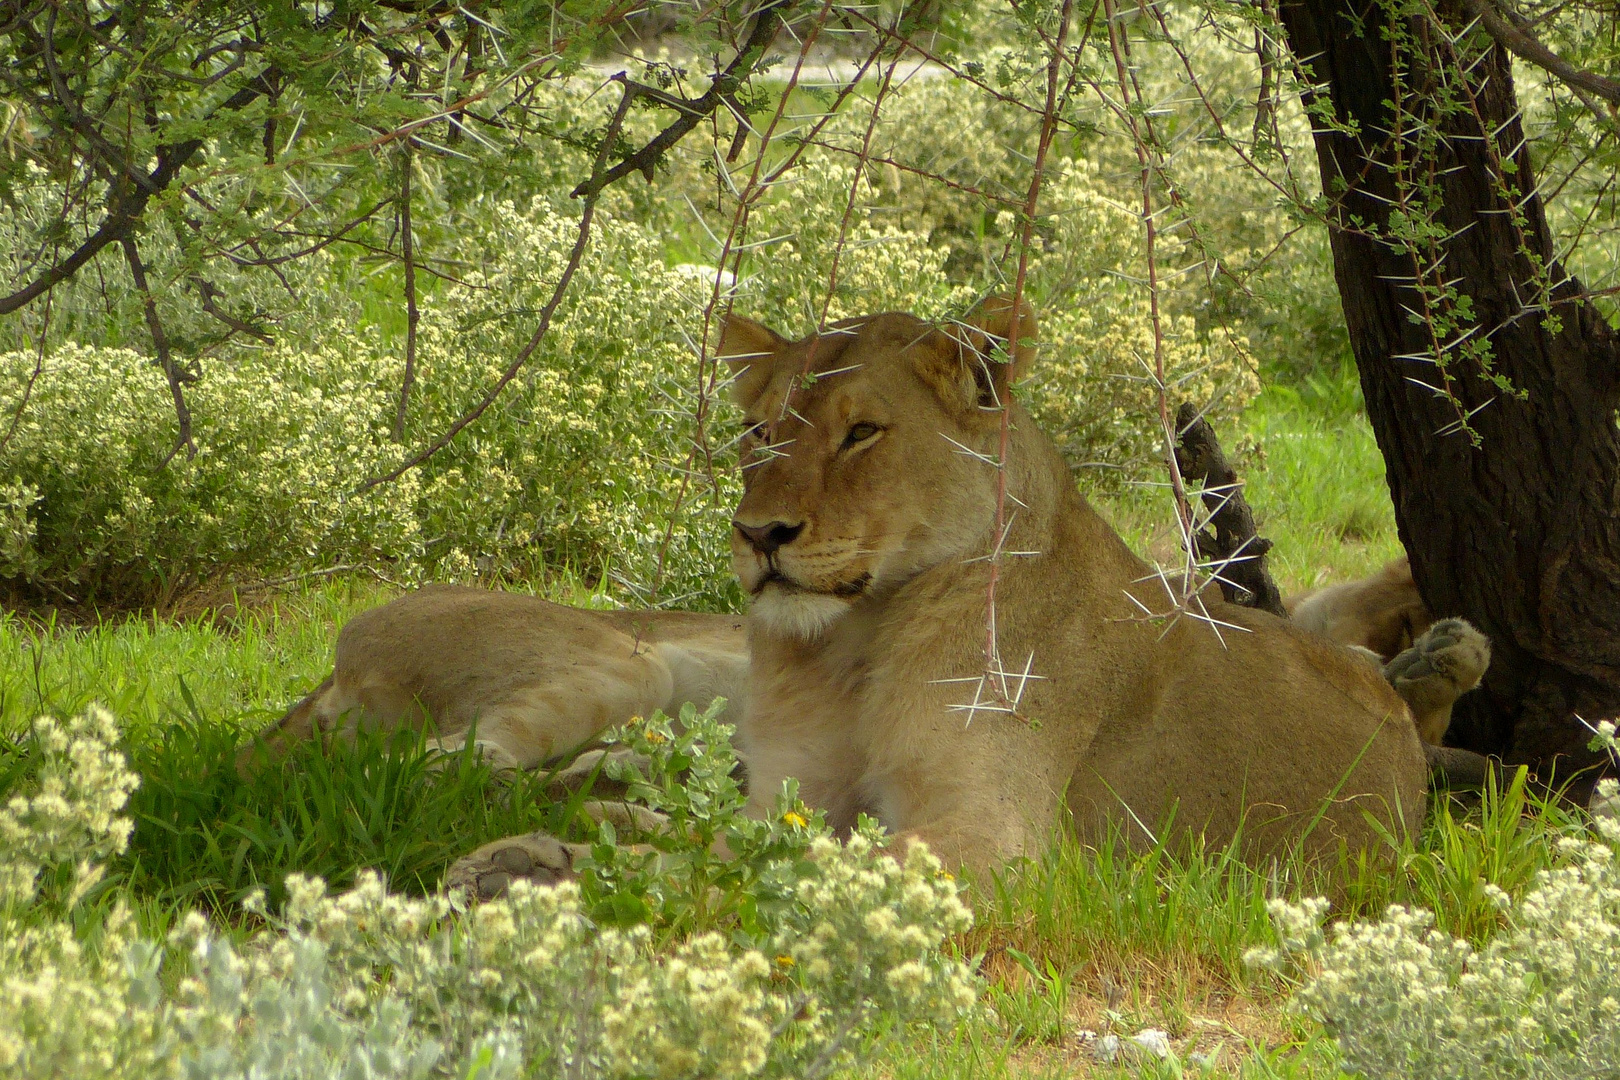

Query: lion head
left=717, top=299, right=1037, bottom=640
left=1287, top=556, right=1433, bottom=662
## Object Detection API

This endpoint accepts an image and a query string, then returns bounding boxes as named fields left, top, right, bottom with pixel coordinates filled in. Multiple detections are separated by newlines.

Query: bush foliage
left=2, top=57, right=1270, bottom=610
left=0, top=705, right=977, bottom=1078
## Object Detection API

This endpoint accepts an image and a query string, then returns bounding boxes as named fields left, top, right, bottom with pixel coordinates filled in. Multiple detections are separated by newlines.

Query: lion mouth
left=753, top=569, right=872, bottom=599
left=832, top=572, right=872, bottom=597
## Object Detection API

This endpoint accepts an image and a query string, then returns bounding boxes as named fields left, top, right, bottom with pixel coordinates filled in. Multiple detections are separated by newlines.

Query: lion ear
left=957, top=294, right=1039, bottom=385
left=915, top=296, right=1041, bottom=419
left=716, top=314, right=786, bottom=406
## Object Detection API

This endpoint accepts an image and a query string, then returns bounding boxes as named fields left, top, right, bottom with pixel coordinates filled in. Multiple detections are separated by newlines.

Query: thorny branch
left=190, top=276, right=274, bottom=344
left=355, top=79, right=638, bottom=492
left=649, top=0, right=862, bottom=593
left=393, top=140, right=421, bottom=443
left=0, top=289, right=51, bottom=458
left=957, top=0, right=1081, bottom=725
left=780, top=36, right=911, bottom=421
left=356, top=6, right=800, bottom=489
left=569, top=0, right=791, bottom=200
left=1459, top=0, right=1620, bottom=108
left=1101, top=0, right=1214, bottom=628
left=0, top=18, right=282, bottom=318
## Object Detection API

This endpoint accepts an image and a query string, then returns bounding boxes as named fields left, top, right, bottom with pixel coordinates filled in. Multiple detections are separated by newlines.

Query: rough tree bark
left=1277, top=0, right=1620, bottom=794
left=1174, top=402, right=1286, bottom=618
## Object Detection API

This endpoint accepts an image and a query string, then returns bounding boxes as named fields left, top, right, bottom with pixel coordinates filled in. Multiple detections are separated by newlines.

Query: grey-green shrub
left=1249, top=737, right=1620, bottom=1079
left=0, top=706, right=979, bottom=1078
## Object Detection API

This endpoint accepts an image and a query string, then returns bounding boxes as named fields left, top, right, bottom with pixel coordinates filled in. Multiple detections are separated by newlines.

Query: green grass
left=0, top=372, right=1587, bottom=1077
left=0, top=573, right=621, bottom=920
left=841, top=774, right=1581, bottom=1079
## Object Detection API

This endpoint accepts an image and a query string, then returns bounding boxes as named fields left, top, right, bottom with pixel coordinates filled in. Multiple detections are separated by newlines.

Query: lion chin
left=748, top=584, right=851, bottom=640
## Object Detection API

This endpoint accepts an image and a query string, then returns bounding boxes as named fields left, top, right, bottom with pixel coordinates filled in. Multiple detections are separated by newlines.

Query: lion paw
left=1382, top=617, right=1490, bottom=744
left=545, top=746, right=651, bottom=797
left=427, top=735, right=527, bottom=778
left=444, top=832, right=590, bottom=901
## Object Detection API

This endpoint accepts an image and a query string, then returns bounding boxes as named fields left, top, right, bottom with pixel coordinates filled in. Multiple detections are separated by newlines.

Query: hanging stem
left=1101, top=0, right=1199, bottom=601
left=121, top=235, right=195, bottom=465
left=986, top=0, right=1076, bottom=696
left=393, top=139, right=419, bottom=443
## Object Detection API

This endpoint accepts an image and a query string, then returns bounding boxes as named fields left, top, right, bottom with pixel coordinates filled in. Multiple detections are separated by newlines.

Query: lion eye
left=743, top=421, right=768, bottom=443
left=842, top=422, right=881, bottom=449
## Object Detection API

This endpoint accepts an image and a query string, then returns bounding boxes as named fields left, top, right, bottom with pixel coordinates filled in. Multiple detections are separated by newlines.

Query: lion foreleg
left=1380, top=618, right=1491, bottom=745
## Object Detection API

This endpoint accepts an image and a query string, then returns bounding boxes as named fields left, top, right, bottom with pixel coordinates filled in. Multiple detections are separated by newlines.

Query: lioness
left=443, top=300, right=1457, bottom=892
left=239, top=587, right=748, bottom=774
left=1285, top=558, right=1489, bottom=745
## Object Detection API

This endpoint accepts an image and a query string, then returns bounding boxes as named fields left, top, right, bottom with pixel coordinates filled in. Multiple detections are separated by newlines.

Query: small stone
left=1072, top=1027, right=1097, bottom=1045
left=1189, top=1044, right=1223, bottom=1070
left=1130, top=1028, right=1172, bottom=1059
left=1092, top=1034, right=1121, bottom=1063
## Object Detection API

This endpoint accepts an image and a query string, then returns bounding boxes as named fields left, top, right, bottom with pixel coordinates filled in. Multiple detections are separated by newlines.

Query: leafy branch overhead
left=0, top=0, right=804, bottom=470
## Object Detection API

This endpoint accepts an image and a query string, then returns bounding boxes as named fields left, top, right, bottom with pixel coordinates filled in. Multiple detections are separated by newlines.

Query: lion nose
left=734, top=519, right=804, bottom=555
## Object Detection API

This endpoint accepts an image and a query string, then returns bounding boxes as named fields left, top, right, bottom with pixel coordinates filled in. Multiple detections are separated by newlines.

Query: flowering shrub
left=0, top=707, right=979, bottom=1078
left=1013, top=161, right=1259, bottom=476
left=1248, top=756, right=1620, bottom=1078
left=0, top=200, right=737, bottom=609
left=2, top=63, right=1279, bottom=607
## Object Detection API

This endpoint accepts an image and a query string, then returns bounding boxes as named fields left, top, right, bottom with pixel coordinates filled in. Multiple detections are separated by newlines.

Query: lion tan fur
left=719, top=302, right=1427, bottom=875
left=1287, top=556, right=1432, bottom=662
left=240, top=585, right=747, bottom=774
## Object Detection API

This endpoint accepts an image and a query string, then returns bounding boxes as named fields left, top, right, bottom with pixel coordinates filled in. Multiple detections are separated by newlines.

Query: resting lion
left=247, top=300, right=1492, bottom=895
left=1284, top=557, right=1489, bottom=745
left=1287, top=555, right=1431, bottom=661
left=239, top=590, right=748, bottom=774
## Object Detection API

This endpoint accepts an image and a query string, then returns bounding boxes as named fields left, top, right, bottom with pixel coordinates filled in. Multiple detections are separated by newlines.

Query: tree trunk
left=1277, top=0, right=1620, bottom=795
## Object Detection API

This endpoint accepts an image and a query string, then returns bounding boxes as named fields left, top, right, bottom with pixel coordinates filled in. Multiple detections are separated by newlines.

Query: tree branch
left=0, top=287, right=51, bottom=458
left=121, top=236, right=196, bottom=464
left=190, top=276, right=274, bottom=342
left=1173, top=402, right=1286, bottom=617
left=1460, top=0, right=1620, bottom=107
left=0, top=55, right=281, bottom=317
left=569, top=0, right=788, bottom=200
left=393, top=140, right=419, bottom=442
left=355, top=77, right=640, bottom=492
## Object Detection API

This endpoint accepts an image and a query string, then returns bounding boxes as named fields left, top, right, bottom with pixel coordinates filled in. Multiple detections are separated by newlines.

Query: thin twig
left=393, top=139, right=420, bottom=443
left=189, top=276, right=274, bottom=343
left=570, top=0, right=790, bottom=200
left=0, top=287, right=51, bottom=457
left=967, top=0, right=1081, bottom=723
left=650, top=0, right=851, bottom=592
left=121, top=235, right=196, bottom=464
left=780, top=37, right=909, bottom=422
left=356, top=73, right=638, bottom=492
left=1102, top=0, right=1201, bottom=609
